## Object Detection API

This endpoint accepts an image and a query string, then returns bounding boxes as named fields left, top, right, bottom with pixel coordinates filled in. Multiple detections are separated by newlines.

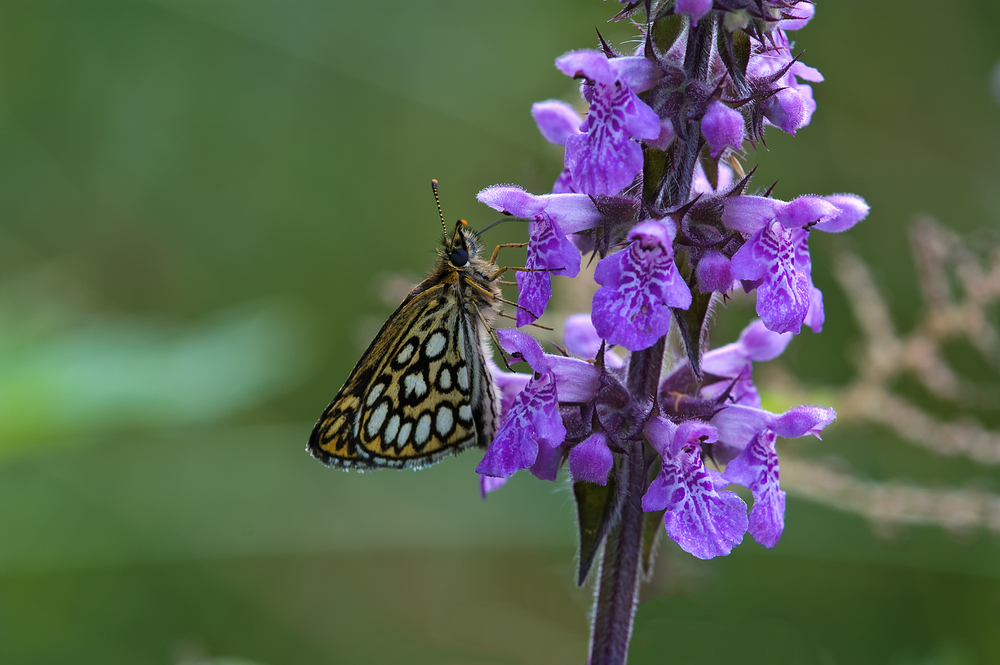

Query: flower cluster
left=476, top=0, right=868, bottom=572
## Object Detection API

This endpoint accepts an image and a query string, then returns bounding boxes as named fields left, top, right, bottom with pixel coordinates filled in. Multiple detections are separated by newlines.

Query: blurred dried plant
left=779, top=219, right=1000, bottom=536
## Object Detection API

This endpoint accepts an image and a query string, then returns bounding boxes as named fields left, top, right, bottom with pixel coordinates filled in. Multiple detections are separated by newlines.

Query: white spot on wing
left=436, top=406, right=453, bottom=436
left=365, top=383, right=385, bottom=407
left=366, top=402, right=388, bottom=438
left=396, top=344, right=415, bottom=365
left=425, top=332, right=447, bottom=359
left=397, top=422, right=412, bottom=446
left=439, top=367, right=452, bottom=390
left=384, top=414, right=400, bottom=445
left=457, top=365, right=469, bottom=391
left=459, top=405, right=473, bottom=422
left=404, top=372, right=428, bottom=398
left=415, top=414, right=432, bottom=444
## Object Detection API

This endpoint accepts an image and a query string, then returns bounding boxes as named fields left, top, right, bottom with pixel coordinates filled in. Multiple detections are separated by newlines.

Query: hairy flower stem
left=660, top=19, right=716, bottom=210
left=589, top=339, right=665, bottom=664
left=589, top=439, right=645, bottom=665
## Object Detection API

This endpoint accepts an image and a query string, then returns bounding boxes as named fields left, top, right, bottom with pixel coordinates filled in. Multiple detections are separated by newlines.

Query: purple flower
left=477, top=372, right=563, bottom=478
left=569, top=431, right=614, bottom=485
left=701, top=100, right=745, bottom=157
left=532, top=100, right=583, bottom=193
left=532, top=100, right=583, bottom=146
left=563, top=313, right=625, bottom=369
left=645, top=116, right=676, bottom=151
left=732, top=223, right=813, bottom=334
left=695, top=249, right=734, bottom=294
left=712, top=403, right=836, bottom=547
left=642, top=418, right=749, bottom=560
left=699, top=319, right=793, bottom=408
left=780, top=2, right=816, bottom=31
left=478, top=185, right=603, bottom=325
left=556, top=50, right=660, bottom=196
left=748, top=29, right=824, bottom=134
left=724, top=193, right=869, bottom=334
left=592, top=219, right=693, bottom=351
left=477, top=329, right=599, bottom=479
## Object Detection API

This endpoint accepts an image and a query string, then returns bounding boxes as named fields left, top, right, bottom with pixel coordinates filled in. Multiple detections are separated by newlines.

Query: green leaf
left=651, top=12, right=685, bottom=56
left=641, top=509, right=666, bottom=580
left=574, top=474, right=620, bottom=586
left=642, top=144, right=669, bottom=206
left=717, top=24, right=751, bottom=94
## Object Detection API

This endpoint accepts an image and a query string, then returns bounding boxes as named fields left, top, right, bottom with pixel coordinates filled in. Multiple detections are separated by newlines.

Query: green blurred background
left=2, top=1, right=998, bottom=663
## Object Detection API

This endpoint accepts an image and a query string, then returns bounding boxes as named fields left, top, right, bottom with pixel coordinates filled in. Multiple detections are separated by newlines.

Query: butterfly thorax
left=309, top=220, right=502, bottom=470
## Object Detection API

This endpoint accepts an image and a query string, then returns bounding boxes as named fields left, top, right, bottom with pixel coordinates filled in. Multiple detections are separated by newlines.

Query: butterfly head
left=446, top=219, right=484, bottom=268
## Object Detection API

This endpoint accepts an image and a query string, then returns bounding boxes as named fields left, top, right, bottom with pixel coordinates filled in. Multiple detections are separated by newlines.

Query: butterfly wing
left=308, top=276, right=495, bottom=469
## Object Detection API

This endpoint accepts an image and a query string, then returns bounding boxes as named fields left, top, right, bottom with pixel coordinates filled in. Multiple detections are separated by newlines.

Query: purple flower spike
left=592, top=219, right=693, bottom=351
left=478, top=185, right=602, bottom=324
left=701, top=100, right=745, bottom=157
left=569, top=432, right=613, bottom=485
left=477, top=373, right=565, bottom=478
left=722, top=430, right=785, bottom=547
left=642, top=418, right=748, bottom=560
left=556, top=50, right=660, bottom=196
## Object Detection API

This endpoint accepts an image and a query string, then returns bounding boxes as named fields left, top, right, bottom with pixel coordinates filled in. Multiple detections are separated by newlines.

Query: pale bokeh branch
left=782, top=456, right=1000, bottom=536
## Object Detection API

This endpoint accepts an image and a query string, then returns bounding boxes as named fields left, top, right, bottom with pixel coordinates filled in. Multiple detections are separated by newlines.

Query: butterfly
left=308, top=186, right=507, bottom=470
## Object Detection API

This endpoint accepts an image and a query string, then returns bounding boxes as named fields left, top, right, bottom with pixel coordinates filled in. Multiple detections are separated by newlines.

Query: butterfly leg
left=467, top=278, right=550, bottom=328
left=489, top=242, right=529, bottom=265
left=474, top=305, right=514, bottom=370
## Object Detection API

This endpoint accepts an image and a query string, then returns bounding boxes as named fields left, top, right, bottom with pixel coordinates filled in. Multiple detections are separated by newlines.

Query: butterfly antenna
left=431, top=179, right=447, bottom=235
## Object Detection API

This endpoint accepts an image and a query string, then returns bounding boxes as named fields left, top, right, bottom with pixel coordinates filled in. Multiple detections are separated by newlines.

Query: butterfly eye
left=450, top=247, right=469, bottom=267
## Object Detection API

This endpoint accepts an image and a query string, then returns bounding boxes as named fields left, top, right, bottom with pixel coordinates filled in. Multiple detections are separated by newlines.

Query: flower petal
left=569, top=432, right=613, bottom=485
left=497, top=328, right=550, bottom=373
left=723, top=430, right=785, bottom=547
left=592, top=220, right=692, bottom=351
left=722, top=195, right=781, bottom=234
left=479, top=474, right=508, bottom=499
left=556, top=50, right=616, bottom=85
left=701, top=100, right=745, bottom=157
left=532, top=100, right=583, bottom=146
left=815, top=194, right=869, bottom=233
left=549, top=356, right=601, bottom=402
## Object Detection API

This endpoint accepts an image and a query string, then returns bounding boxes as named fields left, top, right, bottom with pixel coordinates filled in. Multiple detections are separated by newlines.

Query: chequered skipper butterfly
left=308, top=182, right=507, bottom=470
